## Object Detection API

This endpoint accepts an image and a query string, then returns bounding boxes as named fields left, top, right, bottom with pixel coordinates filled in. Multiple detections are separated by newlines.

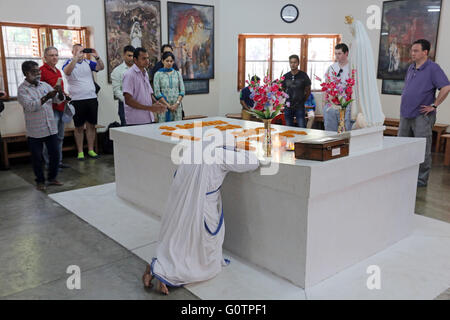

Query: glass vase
left=263, top=119, right=272, bottom=157
left=338, top=108, right=346, bottom=134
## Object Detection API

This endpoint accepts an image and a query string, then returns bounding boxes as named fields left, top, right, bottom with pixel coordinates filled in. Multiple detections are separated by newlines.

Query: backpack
left=103, top=121, right=121, bottom=154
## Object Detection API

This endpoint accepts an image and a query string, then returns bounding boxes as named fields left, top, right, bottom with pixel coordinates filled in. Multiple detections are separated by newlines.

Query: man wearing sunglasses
left=323, top=43, right=352, bottom=132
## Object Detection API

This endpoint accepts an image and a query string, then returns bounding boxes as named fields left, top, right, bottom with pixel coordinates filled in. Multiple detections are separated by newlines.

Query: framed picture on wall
left=377, top=0, right=442, bottom=80
left=104, top=0, right=161, bottom=83
left=184, top=79, right=209, bottom=95
left=381, top=79, right=405, bottom=95
left=167, top=2, right=214, bottom=80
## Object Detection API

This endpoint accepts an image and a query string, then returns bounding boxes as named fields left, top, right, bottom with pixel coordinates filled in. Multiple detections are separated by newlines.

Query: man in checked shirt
left=17, top=61, right=68, bottom=191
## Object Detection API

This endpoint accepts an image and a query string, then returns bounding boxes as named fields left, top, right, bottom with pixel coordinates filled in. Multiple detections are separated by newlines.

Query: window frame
left=237, top=34, right=341, bottom=92
left=0, top=22, right=89, bottom=100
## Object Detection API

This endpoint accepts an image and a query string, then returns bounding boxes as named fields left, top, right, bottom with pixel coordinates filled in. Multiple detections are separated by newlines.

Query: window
left=238, top=34, right=341, bottom=91
left=0, top=23, right=88, bottom=98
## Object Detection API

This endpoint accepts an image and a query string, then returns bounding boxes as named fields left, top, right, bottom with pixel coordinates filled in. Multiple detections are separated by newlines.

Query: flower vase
left=338, top=108, right=346, bottom=134
left=263, top=119, right=272, bottom=157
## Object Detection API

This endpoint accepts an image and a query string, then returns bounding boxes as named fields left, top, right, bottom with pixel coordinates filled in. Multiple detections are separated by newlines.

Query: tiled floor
left=1, top=151, right=449, bottom=300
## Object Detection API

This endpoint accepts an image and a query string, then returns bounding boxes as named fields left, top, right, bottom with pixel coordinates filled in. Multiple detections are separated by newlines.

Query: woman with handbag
left=153, top=52, right=185, bottom=123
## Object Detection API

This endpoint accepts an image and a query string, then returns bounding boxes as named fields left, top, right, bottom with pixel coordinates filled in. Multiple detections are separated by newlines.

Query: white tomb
left=110, top=117, right=425, bottom=288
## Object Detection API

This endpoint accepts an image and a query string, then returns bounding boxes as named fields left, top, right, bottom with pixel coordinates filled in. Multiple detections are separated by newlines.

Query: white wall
left=1, top=0, right=450, bottom=135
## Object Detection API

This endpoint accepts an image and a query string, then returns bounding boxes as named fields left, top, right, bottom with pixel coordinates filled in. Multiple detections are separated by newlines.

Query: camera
left=82, top=48, right=94, bottom=54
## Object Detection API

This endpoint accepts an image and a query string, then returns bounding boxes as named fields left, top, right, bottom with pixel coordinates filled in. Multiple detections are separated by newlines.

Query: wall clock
left=281, top=4, right=299, bottom=23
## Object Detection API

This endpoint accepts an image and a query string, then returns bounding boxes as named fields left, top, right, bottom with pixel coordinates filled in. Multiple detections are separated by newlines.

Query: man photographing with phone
left=17, top=61, right=68, bottom=190
left=63, top=44, right=105, bottom=161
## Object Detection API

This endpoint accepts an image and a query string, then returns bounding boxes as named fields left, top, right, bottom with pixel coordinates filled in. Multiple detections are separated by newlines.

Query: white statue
left=346, top=16, right=385, bottom=128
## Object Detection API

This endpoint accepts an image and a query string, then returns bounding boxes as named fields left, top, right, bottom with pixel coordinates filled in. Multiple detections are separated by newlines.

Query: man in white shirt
left=323, top=43, right=352, bottom=132
left=63, top=44, right=105, bottom=161
left=111, top=45, right=135, bottom=126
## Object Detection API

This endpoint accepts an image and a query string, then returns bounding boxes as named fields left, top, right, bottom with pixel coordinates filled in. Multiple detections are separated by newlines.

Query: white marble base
left=50, top=183, right=450, bottom=300
left=110, top=117, right=426, bottom=288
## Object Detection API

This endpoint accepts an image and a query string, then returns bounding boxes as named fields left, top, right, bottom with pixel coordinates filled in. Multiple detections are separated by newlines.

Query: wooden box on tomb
left=294, top=137, right=350, bottom=161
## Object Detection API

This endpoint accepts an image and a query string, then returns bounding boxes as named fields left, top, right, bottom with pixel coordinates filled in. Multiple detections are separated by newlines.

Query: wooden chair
left=442, top=134, right=450, bottom=166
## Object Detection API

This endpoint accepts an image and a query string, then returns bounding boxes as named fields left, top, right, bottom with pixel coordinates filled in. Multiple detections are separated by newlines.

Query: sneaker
left=77, top=152, right=85, bottom=161
left=87, top=150, right=99, bottom=159
left=48, top=180, right=64, bottom=186
left=59, top=163, right=71, bottom=169
left=36, top=183, right=46, bottom=191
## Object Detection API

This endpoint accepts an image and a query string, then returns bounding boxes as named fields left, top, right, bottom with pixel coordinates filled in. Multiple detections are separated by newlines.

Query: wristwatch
left=431, top=103, right=437, bottom=109
left=94, top=56, right=100, bottom=60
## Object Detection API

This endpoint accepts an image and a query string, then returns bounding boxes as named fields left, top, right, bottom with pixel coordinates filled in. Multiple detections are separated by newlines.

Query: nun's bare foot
left=142, top=264, right=153, bottom=289
left=157, top=280, right=169, bottom=295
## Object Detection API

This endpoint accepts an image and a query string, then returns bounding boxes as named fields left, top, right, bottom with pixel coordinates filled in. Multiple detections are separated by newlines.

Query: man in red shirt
left=40, top=47, right=70, bottom=169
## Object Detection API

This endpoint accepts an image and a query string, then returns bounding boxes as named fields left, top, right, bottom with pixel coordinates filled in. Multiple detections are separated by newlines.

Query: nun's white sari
left=151, top=147, right=259, bottom=287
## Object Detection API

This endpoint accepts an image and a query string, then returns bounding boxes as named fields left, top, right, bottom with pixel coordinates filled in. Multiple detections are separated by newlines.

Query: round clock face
left=281, top=4, right=299, bottom=23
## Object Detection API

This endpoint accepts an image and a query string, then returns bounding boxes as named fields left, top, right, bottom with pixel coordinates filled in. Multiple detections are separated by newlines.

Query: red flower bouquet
left=319, top=68, right=356, bottom=110
left=247, top=75, right=289, bottom=120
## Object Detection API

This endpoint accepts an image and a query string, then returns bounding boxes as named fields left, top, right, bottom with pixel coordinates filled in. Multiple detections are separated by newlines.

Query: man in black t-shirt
left=282, top=55, right=311, bottom=128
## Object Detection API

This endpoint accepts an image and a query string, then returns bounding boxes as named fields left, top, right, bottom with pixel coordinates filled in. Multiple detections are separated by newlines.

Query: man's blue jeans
left=284, top=107, right=306, bottom=128
left=29, top=134, right=59, bottom=183
left=43, top=110, right=64, bottom=166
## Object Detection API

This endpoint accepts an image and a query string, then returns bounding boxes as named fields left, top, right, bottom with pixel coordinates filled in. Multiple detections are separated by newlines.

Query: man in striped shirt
left=17, top=61, right=67, bottom=191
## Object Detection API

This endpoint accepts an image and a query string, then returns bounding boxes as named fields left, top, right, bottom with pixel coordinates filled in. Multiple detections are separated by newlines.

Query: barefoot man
left=142, top=145, right=259, bottom=294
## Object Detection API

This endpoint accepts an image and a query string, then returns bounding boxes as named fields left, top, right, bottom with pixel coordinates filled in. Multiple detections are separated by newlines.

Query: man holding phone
left=40, top=47, right=70, bottom=169
left=63, top=44, right=105, bottom=161
left=17, top=61, right=68, bottom=190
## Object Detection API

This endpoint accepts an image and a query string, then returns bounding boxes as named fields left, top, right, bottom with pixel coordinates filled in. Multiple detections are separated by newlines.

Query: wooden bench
left=225, top=113, right=243, bottom=120
left=383, top=117, right=448, bottom=152
left=1, top=125, right=105, bottom=169
left=384, top=126, right=399, bottom=136
left=183, top=115, right=208, bottom=121
left=443, top=134, right=450, bottom=166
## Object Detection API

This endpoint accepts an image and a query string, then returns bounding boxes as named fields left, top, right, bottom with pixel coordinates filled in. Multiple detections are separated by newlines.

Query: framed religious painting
left=104, top=0, right=161, bottom=83
left=167, top=2, right=215, bottom=80
left=381, top=79, right=405, bottom=95
left=377, top=0, right=442, bottom=80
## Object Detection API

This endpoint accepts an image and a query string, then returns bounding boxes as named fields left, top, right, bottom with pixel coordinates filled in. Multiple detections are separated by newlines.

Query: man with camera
left=63, top=44, right=104, bottom=161
left=17, top=61, right=68, bottom=191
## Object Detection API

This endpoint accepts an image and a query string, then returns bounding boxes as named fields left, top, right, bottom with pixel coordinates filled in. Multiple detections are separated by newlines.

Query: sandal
left=142, top=264, right=153, bottom=289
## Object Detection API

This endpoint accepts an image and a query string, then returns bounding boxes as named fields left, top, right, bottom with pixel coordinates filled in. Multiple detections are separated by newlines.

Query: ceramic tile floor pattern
left=0, top=153, right=449, bottom=300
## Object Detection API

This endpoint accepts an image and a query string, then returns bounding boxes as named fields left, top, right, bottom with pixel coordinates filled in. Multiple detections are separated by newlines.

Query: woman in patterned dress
left=153, top=52, right=185, bottom=123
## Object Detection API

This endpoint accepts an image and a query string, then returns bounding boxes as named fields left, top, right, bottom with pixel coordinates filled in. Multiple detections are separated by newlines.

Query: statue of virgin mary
left=346, top=16, right=385, bottom=128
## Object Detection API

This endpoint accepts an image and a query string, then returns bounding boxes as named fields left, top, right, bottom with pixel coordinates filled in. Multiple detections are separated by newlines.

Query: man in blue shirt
left=398, top=39, right=450, bottom=187
left=240, top=75, right=260, bottom=121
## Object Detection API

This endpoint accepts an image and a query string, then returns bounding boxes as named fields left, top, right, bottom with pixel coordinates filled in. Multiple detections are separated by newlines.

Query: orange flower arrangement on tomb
left=161, top=131, right=200, bottom=141
left=231, top=127, right=275, bottom=138
left=167, top=120, right=232, bottom=130
left=214, top=124, right=242, bottom=131
left=247, top=135, right=264, bottom=142
left=279, top=130, right=308, bottom=137
left=236, top=141, right=256, bottom=151
left=202, top=120, right=228, bottom=126
left=159, top=126, right=177, bottom=131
